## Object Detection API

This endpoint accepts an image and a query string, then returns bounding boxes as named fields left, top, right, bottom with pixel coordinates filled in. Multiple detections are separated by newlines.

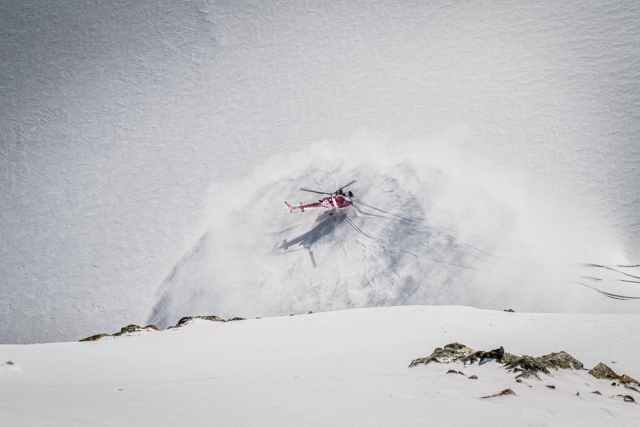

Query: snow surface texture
left=1, top=307, right=639, bottom=426
left=149, top=137, right=640, bottom=328
left=2, top=1, right=640, bottom=343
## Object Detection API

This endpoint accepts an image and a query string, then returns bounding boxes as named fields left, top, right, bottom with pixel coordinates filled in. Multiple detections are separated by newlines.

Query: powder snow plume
left=148, top=132, right=640, bottom=327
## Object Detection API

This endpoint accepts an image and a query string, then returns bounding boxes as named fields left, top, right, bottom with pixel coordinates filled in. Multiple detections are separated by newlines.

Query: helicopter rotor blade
left=336, top=180, right=357, bottom=191
left=300, top=188, right=331, bottom=196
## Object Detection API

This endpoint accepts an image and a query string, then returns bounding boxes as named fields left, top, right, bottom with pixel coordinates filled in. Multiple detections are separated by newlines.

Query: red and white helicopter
left=284, top=180, right=356, bottom=213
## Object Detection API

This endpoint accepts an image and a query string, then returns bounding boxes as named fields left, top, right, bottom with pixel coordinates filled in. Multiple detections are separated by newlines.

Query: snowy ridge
left=1, top=306, right=639, bottom=426
left=149, top=136, right=640, bottom=328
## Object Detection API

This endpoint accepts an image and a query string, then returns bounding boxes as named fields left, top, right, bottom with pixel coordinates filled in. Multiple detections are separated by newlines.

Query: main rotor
left=300, top=180, right=356, bottom=196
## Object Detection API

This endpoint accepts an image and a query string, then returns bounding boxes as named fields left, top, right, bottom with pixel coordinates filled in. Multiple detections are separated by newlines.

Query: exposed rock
left=199, top=316, right=224, bottom=323
left=501, top=352, right=520, bottom=365
left=81, top=314, right=239, bottom=341
left=505, top=351, right=583, bottom=380
left=227, top=317, right=246, bottom=321
left=476, top=346, right=505, bottom=363
left=408, top=342, right=512, bottom=368
left=175, top=316, right=225, bottom=328
left=589, top=363, right=640, bottom=391
left=503, top=309, right=515, bottom=313
left=620, top=375, right=640, bottom=387
left=113, top=325, right=142, bottom=336
left=80, top=324, right=159, bottom=341
left=80, top=333, right=110, bottom=342
left=590, top=363, right=616, bottom=379
left=444, top=342, right=467, bottom=351
left=546, top=385, right=556, bottom=389
left=592, top=391, right=602, bottom=395
left=409, top=345, right=453, bottom=367
left=469, top=375, right=478, bottom=380
left=121, top=324, right=140, bottom=334
left=447, top=369, right=465, bottom=375
left=409, top=342, right=476, bottom=367
left=482, top=389, right=516, bottom=398
left=289, top=314, right=295, bottom=316
left=410, top=343, right=584, bottom=383
left=308, top=311, right=313, bottom=314
left=505, top=355, right=549, bottom=379
left=539, top=351, right=584, bottom=370
left=619, top=395, right=636, bottom=403
left=468, top=348, right=517, bottom=365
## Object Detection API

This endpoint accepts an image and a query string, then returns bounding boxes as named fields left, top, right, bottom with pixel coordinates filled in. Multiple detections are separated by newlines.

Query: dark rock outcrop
left=80, top=313, right=247, bottom=341
left=619, top=395, right=636, bottom=403
left=112, top=324, right=158, bottom=337
left=408, top=342, right=475, bottom=367
left=505, top=355, right=549, bottom=379
left=80, top=324, right=159, bottom=342
left=504, top=351, right=583, bottom=380
left=588, top=363, right=640, bottom=393
left=410, top=343, right=585, bottom=383
left=409, top=342, right=512, bottom=368
left=539, top=351, right=584, bottom=370
left=482, top=389, right=516, bottom=398
left=171, top=316, right=226, bottom=329
left=503, top=309, right=515, bottom=313
left=80, top=333, right=109, bottom=342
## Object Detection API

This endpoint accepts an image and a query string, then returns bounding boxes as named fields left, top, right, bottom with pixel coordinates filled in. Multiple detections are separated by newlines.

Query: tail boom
left=284, top=201, right=321, bottom=213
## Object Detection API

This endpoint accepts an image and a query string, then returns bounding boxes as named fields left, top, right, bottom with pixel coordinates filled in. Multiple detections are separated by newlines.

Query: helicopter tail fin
left=284, top=201, right=306, bottom=213
left=284, top=201, right=294, bottom=213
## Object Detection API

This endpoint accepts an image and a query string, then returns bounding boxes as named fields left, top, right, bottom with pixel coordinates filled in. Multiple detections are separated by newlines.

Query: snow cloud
left=149, top=131, right=640, bottom=328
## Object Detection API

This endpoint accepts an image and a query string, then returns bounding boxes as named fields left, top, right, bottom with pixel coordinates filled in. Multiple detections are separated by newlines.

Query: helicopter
left=284, top=180, right=356, bottom=213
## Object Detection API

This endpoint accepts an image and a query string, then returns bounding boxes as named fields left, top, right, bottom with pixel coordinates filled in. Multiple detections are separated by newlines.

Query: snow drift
left=149, top=133, right=640, bottom=328
left=6, top=306, right=640, bottom=426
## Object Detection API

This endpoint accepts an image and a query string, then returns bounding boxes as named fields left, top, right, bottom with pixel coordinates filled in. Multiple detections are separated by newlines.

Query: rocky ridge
left=80, top=315, right=246, bottom=341
left=410, top=342, right=638, bottom=401
left=80, top=324, right=159, bottom=342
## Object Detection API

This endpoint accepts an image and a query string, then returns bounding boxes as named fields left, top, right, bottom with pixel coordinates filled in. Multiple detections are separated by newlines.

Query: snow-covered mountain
left=2, top=306, right=639, bottom=426
left=2, top=1, right=640, bottom=344
left=148, top=137, right=640, bottom=328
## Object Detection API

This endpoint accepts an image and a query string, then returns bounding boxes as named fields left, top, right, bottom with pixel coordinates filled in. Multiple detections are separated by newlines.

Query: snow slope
left=149, top=137, right=640, bottom=328
left=1, top=306, right=639, bottom=426
left=2, top=1, right=640, bottom=343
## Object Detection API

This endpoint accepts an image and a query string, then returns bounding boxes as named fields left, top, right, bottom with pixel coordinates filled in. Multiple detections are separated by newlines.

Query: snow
left=3, top=2, right=640, bottom=423
left=2, top=1, right=640, bottom=345
left=149, top=138, right=640, bottom=328
left=1, top=306, right=639, bottom=426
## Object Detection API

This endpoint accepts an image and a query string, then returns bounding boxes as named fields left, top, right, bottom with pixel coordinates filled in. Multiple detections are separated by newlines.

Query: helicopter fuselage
left=284, top=195, right=352, bottom=213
